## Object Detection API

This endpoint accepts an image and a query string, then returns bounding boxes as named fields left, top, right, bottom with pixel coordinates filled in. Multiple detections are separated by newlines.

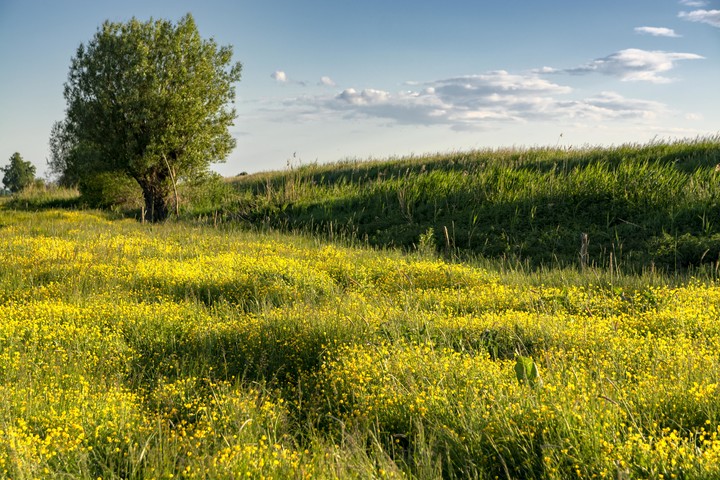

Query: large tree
left=53, top=14, right=242, bottom=221
left=2, top=152, right=36, bottom=193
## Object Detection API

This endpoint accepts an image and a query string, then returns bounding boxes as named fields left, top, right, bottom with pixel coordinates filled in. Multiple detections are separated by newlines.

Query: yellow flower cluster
left=3, top=208, right=720, bottom=478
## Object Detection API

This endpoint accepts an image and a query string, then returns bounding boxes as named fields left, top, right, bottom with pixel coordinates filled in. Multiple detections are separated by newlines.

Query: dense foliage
left=228, top=138, right=720, bottom=271
left=3, top=208, right=720, bottom=478
left=1, top=152, right=36, bottom=193
left=50, top=14, right=241, bottom=221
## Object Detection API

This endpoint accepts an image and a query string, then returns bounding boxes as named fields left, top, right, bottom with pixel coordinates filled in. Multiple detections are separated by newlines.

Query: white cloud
left=329, top=87, right=452, bottom=125
left=534, top=66, right=559, bottom=74
left=679, top=9, right=720, bottom=27
left=271, top=70, right=288, bottom=82
left=270, top=71, right=310, bottom=86
left=634, top=26, right=681, bottom=37
left=432, top=71, right=572, bottom=98
left=336, top=88, right=392, bottom=106
left=559, top=48, right=703, bottom=83
left=679, top=0, right=708, bottom=7
left=290, top=71, right=667, bottom=130
left=567, top=92, right=667, bottom=121
left=323, top=72, right=574, bottom=128
left=319, top=76, right=336, bottom=87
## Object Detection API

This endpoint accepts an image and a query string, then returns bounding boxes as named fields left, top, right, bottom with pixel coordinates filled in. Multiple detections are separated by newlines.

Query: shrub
left=79, top=171, right=143, bottom=210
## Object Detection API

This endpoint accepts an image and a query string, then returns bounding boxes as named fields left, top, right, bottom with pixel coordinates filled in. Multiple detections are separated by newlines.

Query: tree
left=51, top=14, right=242, bottom=221
left=48, top=120, right=83, bottom=187
left=2, top=153, right=36, bottom=193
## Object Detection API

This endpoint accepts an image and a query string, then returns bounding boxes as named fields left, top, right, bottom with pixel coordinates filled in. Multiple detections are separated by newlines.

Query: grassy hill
left=227, top=137, right=720, bottom=271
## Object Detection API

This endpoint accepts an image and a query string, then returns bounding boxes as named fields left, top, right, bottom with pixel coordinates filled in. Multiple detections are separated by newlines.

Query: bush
left=178, top=172, right=237, bottom=216
left=79, top=171, right=143, bottom=210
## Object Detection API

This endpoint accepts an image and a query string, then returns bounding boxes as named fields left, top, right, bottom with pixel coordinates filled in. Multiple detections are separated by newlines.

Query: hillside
left=227, top=137, right=720, bottom=271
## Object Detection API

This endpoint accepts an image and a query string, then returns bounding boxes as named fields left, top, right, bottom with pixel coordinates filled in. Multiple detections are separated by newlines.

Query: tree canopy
left=2, top=152, right=36, bottom=193
left=51, top=13, right=242, bottom=221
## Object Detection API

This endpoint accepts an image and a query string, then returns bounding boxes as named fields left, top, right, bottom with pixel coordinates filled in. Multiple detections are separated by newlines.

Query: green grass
left=2, top=184, right=81, bottom=210
left=4, top=208, right=720, bottom=478
left=226, top=137, right=720, bottom=271
left=3, top=137, right=720, bottom=477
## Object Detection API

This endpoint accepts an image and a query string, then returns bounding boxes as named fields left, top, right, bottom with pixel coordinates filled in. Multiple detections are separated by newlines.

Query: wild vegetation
left=227, top=137, right=720, bottom=271
left=3, top=204, right=720, bottom=478
left=13, top=9, right=720, bottom=476
left=49, top=14, right=241, bottom=222
left=1, top=153, right=36, bottom=194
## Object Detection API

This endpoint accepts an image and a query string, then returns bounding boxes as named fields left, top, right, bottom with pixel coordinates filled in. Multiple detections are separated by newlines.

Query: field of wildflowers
left=2, top=207, right=720, bottom=478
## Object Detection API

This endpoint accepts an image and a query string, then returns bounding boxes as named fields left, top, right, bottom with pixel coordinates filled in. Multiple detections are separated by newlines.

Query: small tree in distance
left=2, top=152, right=36, bottom=193
left=51, top=13, right=242, bottom=221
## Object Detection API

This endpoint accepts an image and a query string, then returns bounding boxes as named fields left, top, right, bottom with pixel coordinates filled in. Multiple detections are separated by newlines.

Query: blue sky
left=0, top=0, right=718, bottom=178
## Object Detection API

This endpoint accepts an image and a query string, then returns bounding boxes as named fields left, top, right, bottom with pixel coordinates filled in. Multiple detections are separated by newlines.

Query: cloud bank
left=325, top=71, right=577, bottom=128
left=274, top=69, right=668, bottom=131
left=269, top=45, right=701, bottom=132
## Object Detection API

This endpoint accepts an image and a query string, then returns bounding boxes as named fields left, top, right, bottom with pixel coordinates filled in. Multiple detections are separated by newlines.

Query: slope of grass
left=3, top=208, right=720, bottom=478
left=227, top=137, right=720, bottom=271
left=2, top=185, right=81, bottom=210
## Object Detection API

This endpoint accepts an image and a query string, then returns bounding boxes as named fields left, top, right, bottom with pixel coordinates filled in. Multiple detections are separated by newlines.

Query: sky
left=0, top=0, right=719, bottom=179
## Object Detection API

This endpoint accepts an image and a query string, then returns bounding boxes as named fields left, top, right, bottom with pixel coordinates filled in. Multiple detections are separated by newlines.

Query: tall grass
left=227, top=137, right=720, bottom=271
left=3, top=208, right=720, bottom=478
left=3, top=184, right=81, bottom=210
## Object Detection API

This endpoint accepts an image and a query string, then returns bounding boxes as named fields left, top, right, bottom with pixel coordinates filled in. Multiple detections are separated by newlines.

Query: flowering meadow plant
left=1, top=209, right=720, bottom=478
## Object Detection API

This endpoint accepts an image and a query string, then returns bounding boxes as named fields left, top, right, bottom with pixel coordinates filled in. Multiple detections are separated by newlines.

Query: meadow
left=227, top=137, right=720, bottom=271
left=3, top=205, right=720, bottom=479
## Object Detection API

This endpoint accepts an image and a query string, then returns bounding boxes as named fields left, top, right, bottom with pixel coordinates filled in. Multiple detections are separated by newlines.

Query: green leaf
left=515, top=355, right=542, bottom=388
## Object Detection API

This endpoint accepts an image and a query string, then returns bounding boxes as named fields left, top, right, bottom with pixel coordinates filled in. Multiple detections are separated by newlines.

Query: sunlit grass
left=228, top=137, right=720, bottom=271
left=3, top=208, right=720, bottom=478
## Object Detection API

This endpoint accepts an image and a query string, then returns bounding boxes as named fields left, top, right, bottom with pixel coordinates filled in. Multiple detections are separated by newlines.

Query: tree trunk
left=144, top=188, right=168, bottom=222
left=136, top=174, right=170, bottom=222
left=162, top=154, right=180, bottom=217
